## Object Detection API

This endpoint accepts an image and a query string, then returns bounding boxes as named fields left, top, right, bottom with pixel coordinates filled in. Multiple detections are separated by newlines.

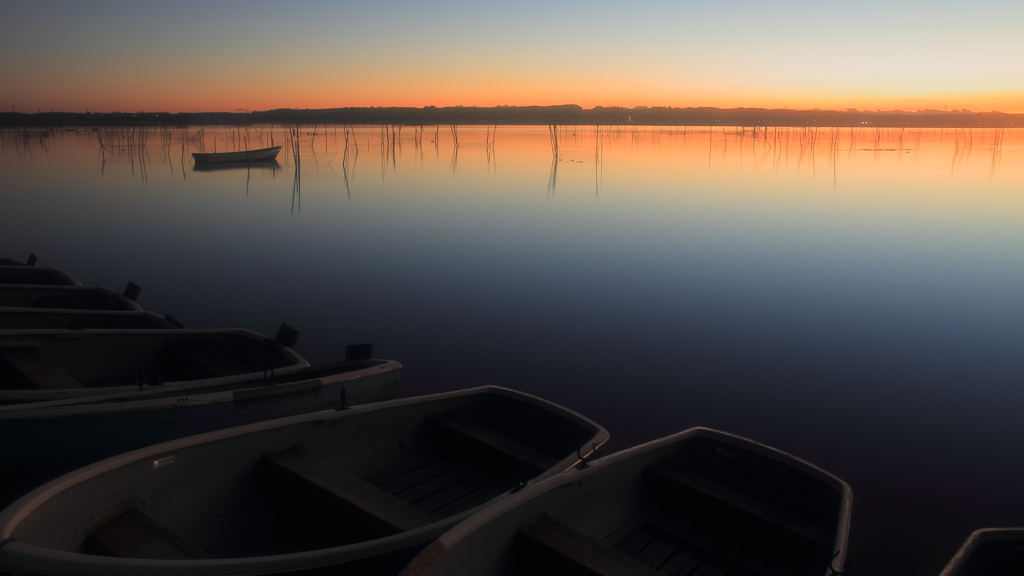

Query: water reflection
left=191, top=159, right=282, bottom=172
left=2, top=125, right=1022, bottom=199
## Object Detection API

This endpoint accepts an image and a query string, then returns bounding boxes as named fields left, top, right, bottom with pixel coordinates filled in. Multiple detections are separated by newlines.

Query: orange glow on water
left=13, top=125, right=1021, bottom=209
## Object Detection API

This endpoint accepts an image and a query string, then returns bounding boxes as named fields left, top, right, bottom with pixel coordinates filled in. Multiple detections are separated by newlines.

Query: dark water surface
left=3, top=125, right=1024, bottom=574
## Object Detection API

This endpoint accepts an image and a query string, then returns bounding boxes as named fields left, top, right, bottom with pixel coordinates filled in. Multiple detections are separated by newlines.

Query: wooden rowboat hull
left=0, top=386, right=608, bottom=576
left=0, top=328, right=308, bottom=404
left=0, top=359, right=402, bottom=509
left=192, top=146, right=282, bottom=164
left=401, top=427, right=852, bottom=576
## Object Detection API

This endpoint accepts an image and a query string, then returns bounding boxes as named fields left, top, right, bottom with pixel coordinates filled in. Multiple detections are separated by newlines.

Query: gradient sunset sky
left=2, top=0, right=1022, bottom=114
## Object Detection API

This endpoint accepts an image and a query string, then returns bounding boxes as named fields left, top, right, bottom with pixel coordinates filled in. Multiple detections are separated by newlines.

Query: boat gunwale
left=0, top=360, right=402, bottom=418
left=402, top=426, right=853, bottom=576
left=939, top=527, right=1024, bottom=576
left=0, top=386, right=609, bottom=576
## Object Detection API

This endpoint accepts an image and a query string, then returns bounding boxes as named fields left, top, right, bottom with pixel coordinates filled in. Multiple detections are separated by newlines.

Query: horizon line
left=4, top=104, right=1023, bottom=116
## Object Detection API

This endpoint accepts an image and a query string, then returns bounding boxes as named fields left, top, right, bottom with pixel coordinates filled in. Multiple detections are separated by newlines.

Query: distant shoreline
left=1, top=105, right=1019, bottom=128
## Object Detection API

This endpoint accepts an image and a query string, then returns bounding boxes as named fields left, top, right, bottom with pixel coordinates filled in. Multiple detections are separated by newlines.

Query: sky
left=2, top=0, right=1022, bottom=114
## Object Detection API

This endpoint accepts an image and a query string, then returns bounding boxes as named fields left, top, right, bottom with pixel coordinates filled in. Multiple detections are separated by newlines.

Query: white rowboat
left=0, top=386, right=608, bottom=575
left=401, top=427, right=852, bottom=576
left=192, top=146, right=282, bottom=164
left=0, top=328, right=308, bottom=404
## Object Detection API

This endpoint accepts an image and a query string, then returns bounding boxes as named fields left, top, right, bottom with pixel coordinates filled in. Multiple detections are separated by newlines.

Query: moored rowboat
left=400, top=427, right=852, bottom=576
left=0, top=357, right=402, bottom=506
left=0, top=386, right=608, bottom=575
left=192, top=146, right=282, bottom=164
left=0, top=328, right=308, bottom=404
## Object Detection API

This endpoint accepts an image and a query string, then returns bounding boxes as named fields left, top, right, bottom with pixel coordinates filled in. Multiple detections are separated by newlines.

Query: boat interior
left=0, top=286, right=135, bottom=311
left=10, top=391, right=599, bottom=566
left=0, top=331, right=299, bottom=391
left=476, top=434, right=845, bottom=576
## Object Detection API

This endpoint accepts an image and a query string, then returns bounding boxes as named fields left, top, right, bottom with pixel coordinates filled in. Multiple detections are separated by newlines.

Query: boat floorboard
left=606, top=503, right=831, bottom=576
left=365, top=447, right=518, bottom=518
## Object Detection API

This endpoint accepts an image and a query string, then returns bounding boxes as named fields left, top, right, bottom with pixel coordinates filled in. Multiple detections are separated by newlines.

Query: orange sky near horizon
left=8, top=72, right=1021, bottom=116
left=2, top=1, right=1022, bottom=115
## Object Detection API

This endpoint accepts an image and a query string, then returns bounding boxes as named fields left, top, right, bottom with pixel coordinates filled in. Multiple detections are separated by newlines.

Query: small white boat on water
left=0, top=386, right=609, bottom=576
left=940, top=528, right=1024, bottom=576
left=400, top=427, right=852, bottom=576
left=0, top=328, right=308, bottom=404
left=192, top=146, right=282, bottom=164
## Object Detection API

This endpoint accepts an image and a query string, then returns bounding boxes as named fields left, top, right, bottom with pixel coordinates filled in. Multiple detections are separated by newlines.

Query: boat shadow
left=192, top=159, right=282, bottom=173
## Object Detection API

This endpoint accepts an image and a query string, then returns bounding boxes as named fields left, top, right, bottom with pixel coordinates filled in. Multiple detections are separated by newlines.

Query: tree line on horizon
left=1, top=105, right=1019, bottom=128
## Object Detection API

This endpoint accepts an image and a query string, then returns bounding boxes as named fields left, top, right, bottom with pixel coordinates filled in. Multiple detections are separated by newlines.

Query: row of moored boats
left=0, top=255, right=1017, bottom=575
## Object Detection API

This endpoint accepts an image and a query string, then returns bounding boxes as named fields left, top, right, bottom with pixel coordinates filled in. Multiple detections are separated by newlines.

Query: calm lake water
left=3, top=124, right=1024, bottom=574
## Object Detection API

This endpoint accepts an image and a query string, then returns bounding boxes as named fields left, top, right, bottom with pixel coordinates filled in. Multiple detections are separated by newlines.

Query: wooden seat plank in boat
left=646, top=460, right=831, bottom=547
left=517, top=514, right=661, bottom=576
left=0, top=348, right=83, bottom=390
left=427, top=413, right=559, bottom=472
left=262, top=449, right=438, bottom=533
left=87, top=508, right=212, bottom=560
